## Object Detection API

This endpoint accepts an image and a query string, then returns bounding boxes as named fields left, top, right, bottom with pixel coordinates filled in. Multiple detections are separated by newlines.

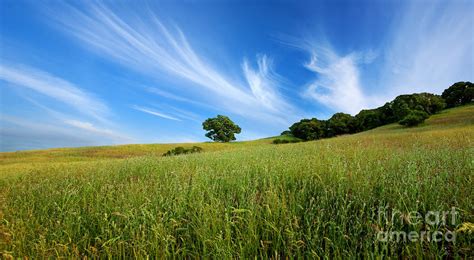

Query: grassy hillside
left=0, top=136, right=274, bottom=176
left=1, top=105, right=473, bottom=258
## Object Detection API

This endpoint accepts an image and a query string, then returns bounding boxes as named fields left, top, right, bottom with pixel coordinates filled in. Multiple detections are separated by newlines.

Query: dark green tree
left=202, top=115, right=241, bottom=142
left=399, top=110, right=429, bottom=127
left=283, top=81, right=468, bottom=140
left=391, top=93, right=445, bottom=120
left=354, top=109, right=384, bottom=131
left=289, top=118, right=326, bottom=141
left=378, top=102, right=396, bottom=125
left=327, top=112, right=355, bottom=136
left=442, top=81, right=474, bottom=108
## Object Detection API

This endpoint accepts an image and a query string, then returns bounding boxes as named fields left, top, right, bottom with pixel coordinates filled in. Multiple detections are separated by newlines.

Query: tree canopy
left=284, top=82, right=468, bottom=141
left=202, top=115, right=241, bottom=142
left=442, top=81, right=473, bottom=108
left=327, top=113, right=355, bottom=137
left=399, top=110, right=429, bottom=127
left=390, top=93, right=445, bottom=120
left=289, top=118, right=326, bottom=141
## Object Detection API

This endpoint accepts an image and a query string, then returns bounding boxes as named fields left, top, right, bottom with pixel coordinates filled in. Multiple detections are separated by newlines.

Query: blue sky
left=1, top=0, right=473, bottom=151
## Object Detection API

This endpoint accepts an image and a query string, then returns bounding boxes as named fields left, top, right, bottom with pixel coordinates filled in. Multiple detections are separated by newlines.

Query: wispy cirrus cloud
left=64, top=119, right=132, bottom=141
left=0, top=64, right=135, bottom=151
left=22, top=96, right=132, bottom=143
left=131, top=105, right=181, bottom=121
left=1, top=115, right=93, bottom=151
left=278, top=0, right=472, bottom=117
left=154, top=103, right=203, bottom=123
left=242, top=55, right=292, bottom=114
left=0, top=64, right=109, bottom=122
left=293, top=42, right=377, bottom=115
left=48, top=2, right=296, bottom=126
left=277, top=33, right=380, bottom=115
left=379, top=0, right=473, bottom=96
left=0, top=115, right=133, bottom=151
left=144, top=87, right=212, bottom=109
left=145, top=87, right=198, bottom=104
left=300, top=1, right=473, bottom=115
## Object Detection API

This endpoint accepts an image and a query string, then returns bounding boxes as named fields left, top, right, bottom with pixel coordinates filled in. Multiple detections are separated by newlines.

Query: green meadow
left=1, top=105, right=473, bottom=258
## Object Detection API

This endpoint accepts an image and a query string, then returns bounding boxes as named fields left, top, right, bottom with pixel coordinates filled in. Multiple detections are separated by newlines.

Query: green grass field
left=1, top=105, right=473, bottom=258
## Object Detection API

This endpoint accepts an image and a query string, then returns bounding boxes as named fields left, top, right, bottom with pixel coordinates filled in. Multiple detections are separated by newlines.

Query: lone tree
left=202, top=115, right=241, bottom=142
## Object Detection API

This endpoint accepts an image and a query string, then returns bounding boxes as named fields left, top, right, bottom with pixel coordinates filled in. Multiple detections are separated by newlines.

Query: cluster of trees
left=199, top=82, right=472, bottom=143
left=286, top=82, right=473, bottom=141
left=442, top=81, right=474, bottom=108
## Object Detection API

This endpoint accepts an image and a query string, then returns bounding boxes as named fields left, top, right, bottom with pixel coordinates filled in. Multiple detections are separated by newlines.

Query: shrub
left=163, top=146, right=203, bottom=156
left=188, top=146, right=203, bottom=153
left=399, top=110, right=429, bottom=127
left=272, top=139, right=283, bottom=144
left=272, top=139, right=301, bottom=144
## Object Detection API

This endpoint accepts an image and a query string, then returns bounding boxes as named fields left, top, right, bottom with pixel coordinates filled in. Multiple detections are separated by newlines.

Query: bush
left=272, top=139, right=301, bottom=144
left=399, top=110, right=429, bottom=127
left=163, top=146, right=203, bottom=156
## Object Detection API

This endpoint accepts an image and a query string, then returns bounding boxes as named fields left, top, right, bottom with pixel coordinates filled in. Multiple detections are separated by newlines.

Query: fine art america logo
left=376, top=207, right=458, bottom=242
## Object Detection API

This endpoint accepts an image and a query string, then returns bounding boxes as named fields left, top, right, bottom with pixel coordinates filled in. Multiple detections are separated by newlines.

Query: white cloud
left=24, top=97, right=132, bottom=142
left=0, top=64, right=109, bottom=122
left=0, top=64, right=136, bottom=151
left=300, top=44, right=372, bottom=115
left=64, top=119, right=132, bottom=141
left=242, top=55, right=292, bottom=114
left=155, top=103, right=203, bottom=123
left=379, top=1, right=474, bottom=96
left=131, top=105, right=181, bottom=121
left=49, top=2, right=295, bottom=126
left=300, top=1, right=473, bottom=113
left=145, top=87, right=214, bottom=110
left=0, top=115, right=133, bottom=151
left=292, top=1, right=473, bottom=116
left=146, top=87, right=197, bottom=104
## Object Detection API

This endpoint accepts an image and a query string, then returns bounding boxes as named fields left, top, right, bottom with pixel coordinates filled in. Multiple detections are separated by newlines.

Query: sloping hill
left=1, top=105, right=471, bottom=169
left=0, top=105, right=473, bottom=258
left=0, top=132, right=276, bottom=175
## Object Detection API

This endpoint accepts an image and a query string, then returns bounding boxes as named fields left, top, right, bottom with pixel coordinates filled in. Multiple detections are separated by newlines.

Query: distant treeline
left=283, top=81, right=473, bottom=141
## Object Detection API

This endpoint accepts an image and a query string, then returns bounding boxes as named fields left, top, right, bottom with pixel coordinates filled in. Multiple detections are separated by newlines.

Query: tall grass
left=0, top=106, right=473, bottom=258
